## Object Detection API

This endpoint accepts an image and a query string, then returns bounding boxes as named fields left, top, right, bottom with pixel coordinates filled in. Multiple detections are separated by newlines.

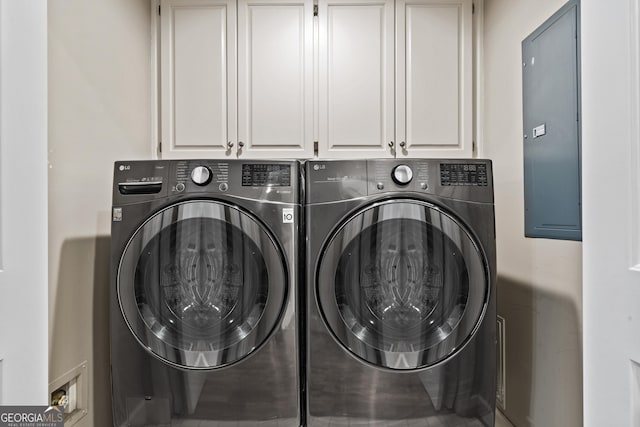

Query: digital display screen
left=440, top=163, right=488, bottom=186
left=242, top=164, right=291, bottom=187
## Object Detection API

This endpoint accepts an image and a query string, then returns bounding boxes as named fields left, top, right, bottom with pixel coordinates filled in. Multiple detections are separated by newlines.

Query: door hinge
left=313, top=5, right=318, bottom=16
left=313, top=141, right=319, bottom=156
left=158, top=141, right=162, bottom=154
left=472, top=139, right=476, bottom=153
left=472, top=3, right=475, bottom=14
left=158, top=5, right=161, bottom=15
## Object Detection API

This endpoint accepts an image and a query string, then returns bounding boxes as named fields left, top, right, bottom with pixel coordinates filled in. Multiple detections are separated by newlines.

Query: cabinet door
left=237, top=0, right=314, bottom=159
left=318, top=0, right=395, bottom=158
left=160, top=0, right=236, bottom=159
left=396, top=0, right=473, bottom=158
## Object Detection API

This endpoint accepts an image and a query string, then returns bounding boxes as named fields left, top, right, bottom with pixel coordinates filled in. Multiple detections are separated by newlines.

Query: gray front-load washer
left=110, top=160, right=301, bottom=426
left=305, top=159, right=496, bottom=427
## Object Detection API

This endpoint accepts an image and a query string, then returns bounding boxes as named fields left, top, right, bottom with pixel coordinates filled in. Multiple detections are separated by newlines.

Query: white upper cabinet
left=237, top=0, right=314, bottom=158
left=160, top=0, right=313, bottom=159
left=157, top=0, right=474, bottom=159
left=318, top=0, right=395, bottom=158
left=160, top=0, right=237, bottom=159
left=396, top=0, right=473, bottom=158
left=318, top=0, right=473, bottom=158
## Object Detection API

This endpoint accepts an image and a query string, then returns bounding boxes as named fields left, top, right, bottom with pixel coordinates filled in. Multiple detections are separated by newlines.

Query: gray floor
left=495, top=411, right=514, bottom=427
left=306, top=415, right=486, bottom=426
left=158, top=410, right=513, bottom=426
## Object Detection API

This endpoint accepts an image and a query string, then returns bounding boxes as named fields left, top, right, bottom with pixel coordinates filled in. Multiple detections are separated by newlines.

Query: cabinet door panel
left=396, top=0, right=472, bottom=158
left=319, top=0, right=395, bottom=158
left=238, top=0, right=313, bottom=158
left=160, top=0, right=236, bottom=158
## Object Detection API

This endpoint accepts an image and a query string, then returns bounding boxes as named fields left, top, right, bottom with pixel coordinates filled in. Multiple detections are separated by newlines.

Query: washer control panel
left=114, top=161, right=168, bottom=199
left=174, top=161, right=229, bottom=193
left=170, top=160, right=296, bottom=202
left=241, top=163, right=291, bottom=187
left=114, top=160, right=298, bottom=204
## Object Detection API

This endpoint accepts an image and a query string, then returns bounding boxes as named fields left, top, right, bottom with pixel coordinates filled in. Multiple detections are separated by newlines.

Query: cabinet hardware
left=238, top=141, right=245, bottom=148
left=399, top=141, right=406, bottom=148
left=227, top=141, right=234, bottom=149
left=388, top=141, right=394, bottom=148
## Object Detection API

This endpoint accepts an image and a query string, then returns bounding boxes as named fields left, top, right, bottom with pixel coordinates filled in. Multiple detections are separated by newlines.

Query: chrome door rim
left=118, top=200, right=288, bottom=370
left=316, top=199, right=489, bottom=371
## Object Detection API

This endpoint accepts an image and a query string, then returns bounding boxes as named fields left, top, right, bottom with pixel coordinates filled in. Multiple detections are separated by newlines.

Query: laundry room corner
left=483, top=0, right=583, bottom=426
left=47, top=0, right=153, bottom=426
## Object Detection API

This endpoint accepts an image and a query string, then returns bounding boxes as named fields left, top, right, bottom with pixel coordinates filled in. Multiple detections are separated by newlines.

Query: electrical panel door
left=522, top=0, right=581, bottom=241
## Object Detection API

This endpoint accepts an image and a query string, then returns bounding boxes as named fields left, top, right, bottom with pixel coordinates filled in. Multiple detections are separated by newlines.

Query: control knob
left=391, top=164, right=413, bottom=185
left=191, top=166, right=212, bottom=186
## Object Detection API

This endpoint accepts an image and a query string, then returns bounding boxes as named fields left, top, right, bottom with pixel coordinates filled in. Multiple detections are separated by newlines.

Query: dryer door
left=117, top=200, right=287, bottom=370
left=317, top=199, right=489, bottom=370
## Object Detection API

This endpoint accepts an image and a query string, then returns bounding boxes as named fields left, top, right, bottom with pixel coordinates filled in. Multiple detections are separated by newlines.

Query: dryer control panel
left=440, top=163, right=489, bottom=186
left=369, top=160, right=431, bottom=194
left=306, top=159, right=493, bottom=204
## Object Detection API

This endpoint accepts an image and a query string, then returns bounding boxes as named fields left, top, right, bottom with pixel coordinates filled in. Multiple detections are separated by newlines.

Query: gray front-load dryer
left=110, top=160, right=301, bottom=426
left=305, top=159, right=496, bottom=427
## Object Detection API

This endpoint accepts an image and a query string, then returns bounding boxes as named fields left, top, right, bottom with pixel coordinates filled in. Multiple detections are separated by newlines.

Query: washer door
left=317, top=199, right=489, bottom=370
left=118, top=200, right=287, bottom=370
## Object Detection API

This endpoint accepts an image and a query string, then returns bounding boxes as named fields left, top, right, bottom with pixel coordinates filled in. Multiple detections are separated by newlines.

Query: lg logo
left=119, top=165, right=131, bottom=171
left=313, top=164, right=326, bottom=171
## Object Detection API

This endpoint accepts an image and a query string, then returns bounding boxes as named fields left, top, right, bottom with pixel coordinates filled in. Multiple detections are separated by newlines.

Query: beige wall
left=48, top=0, right=151, bottom=425
left=483, top=0, right=583, bottom=426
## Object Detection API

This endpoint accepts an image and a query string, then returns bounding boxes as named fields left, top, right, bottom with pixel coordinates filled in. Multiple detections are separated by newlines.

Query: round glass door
left=317, top=199, right=489, bottom=370
left=118, top=200, right=287, bottom=370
